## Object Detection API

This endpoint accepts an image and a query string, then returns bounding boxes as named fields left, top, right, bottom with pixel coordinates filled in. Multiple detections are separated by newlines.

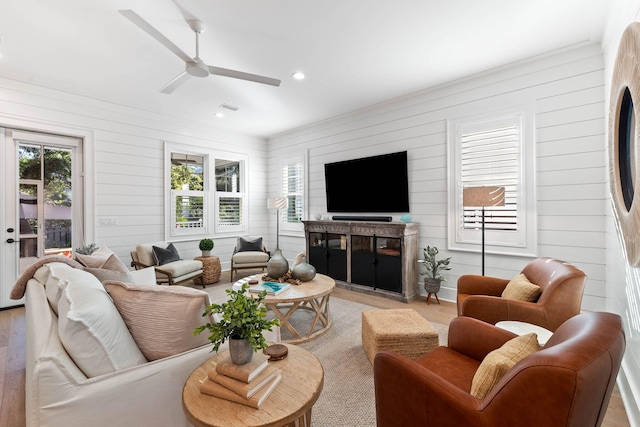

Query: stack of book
left=249, top=281, right=291, bottom=295
left=200, top=352, right=282, bottom=409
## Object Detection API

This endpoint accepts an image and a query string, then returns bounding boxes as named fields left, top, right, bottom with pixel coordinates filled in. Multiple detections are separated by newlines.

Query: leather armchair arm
left=447, top=316, right=517, bottom=361
left=458, top=275, right=509, bottom=296
left=374, top=351, right=482, bottom=427
left=461, top=296, right=553, bottom=330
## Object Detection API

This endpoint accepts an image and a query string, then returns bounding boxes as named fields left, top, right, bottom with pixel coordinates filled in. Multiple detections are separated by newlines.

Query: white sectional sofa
left=22, top=260, right=219, bottom=427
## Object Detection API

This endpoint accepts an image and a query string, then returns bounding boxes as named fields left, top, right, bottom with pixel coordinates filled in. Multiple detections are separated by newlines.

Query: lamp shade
left=267, top=197, right=288, bottom=210
left=462, top=187, right=505, bottom=207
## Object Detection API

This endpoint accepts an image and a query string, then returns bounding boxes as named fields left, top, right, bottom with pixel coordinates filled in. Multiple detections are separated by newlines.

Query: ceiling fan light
left=186, top=61, right=209, bottom=77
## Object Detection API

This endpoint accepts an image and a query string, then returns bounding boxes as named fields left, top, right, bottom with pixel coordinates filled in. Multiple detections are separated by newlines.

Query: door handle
left=6, top=238, right=18, bottom=244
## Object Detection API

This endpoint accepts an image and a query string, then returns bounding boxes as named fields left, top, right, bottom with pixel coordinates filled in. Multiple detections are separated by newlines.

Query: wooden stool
left=361, top=308, right=439, bottom=365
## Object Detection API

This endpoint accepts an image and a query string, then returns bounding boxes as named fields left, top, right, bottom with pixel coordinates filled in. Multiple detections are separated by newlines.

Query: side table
left=183, top=345, right=324, bottom=427
left=194, top=256, right=221, bottom=286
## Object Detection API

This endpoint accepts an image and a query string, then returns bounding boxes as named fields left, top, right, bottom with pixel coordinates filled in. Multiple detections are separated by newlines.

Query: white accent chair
left=131, top=241, right=203, bottom=286
left=230, top=236, right=270, bottom=281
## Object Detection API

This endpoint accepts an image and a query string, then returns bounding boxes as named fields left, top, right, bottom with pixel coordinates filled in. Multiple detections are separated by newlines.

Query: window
left=448, top=107, right=536, bottom=256
left=215, top=159, right=245, bottom=232
left=280, top=153, right=307, bottom=233
left=166, top=143, right=247, bottom=239
left=170, top=153, right=206, bottom=237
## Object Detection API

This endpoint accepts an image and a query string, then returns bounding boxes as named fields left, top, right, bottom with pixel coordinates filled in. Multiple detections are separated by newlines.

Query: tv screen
left=324, top=151, right=410, bottom=213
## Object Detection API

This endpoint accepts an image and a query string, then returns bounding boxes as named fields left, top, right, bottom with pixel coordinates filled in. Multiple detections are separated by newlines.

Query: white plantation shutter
left=461, top=121, right=518, bottom=232
left=282, top=162, right=303, bottom=223
left=218, top=197, right=242, bottom=226
left=448, top=108, right=537, bottom=256
left=215, top=159, right=246, bottom=233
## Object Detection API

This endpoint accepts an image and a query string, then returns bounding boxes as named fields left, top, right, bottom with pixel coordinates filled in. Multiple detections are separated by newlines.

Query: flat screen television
left=324, top=151, right=410, bottom=213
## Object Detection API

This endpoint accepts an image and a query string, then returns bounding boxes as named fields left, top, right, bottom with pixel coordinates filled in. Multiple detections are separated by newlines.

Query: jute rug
left=199, top=283, right=448, bottom=427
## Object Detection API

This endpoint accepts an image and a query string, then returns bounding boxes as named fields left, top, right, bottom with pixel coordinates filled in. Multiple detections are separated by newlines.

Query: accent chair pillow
left=152, top=243, right=181, bottom=266
left=470, top=332, right=540, bottom=399
left=103, top=280, right=212, bottom=361
left=501, top=273, right=542, bottom=302
left=57, top=269, right=147, bottom=378
left=237, top=236, right=263, bottom=252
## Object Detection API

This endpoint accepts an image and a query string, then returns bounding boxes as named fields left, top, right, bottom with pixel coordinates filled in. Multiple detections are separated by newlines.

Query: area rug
left=200, top=283, right=448, bottom=427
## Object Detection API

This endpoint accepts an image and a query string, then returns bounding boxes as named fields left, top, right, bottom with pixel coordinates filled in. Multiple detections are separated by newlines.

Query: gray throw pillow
left=152, top=243, right=181, bottom=265
left=237, top=236, right=263, bottom=252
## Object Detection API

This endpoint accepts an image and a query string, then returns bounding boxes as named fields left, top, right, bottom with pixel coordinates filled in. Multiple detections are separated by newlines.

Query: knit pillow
left=501, top=273, right=542, bottom=302
left=470, top=333, right=540, bottom=399
left=103, top=280, right=212, bottom=361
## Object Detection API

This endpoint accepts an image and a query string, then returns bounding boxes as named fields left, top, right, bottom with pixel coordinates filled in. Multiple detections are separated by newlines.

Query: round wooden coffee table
left=183, top=345, right=324, bottom=427
left=234, top=274, right=335, bottom=344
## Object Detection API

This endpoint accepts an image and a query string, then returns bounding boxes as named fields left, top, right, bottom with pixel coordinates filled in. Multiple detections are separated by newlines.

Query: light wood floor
left=0, top=275, right=630, bottom=427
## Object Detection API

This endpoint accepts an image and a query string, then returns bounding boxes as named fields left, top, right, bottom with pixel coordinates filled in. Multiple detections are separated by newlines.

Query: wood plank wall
left=268, top=43, right=606, bottom=310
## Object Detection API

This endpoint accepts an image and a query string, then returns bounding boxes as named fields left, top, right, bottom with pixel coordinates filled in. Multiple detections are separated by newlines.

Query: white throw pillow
left=136, top=241, right=167, bottom=267
left=128, top=267, right=157, bottom=285
left=57, top=269, right=147, bottom=377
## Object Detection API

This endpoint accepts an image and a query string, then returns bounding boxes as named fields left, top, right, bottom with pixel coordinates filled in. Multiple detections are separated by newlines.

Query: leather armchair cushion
left=501, top=274, right=542, bottom=302
left=470, top=332, right=540, bottom=399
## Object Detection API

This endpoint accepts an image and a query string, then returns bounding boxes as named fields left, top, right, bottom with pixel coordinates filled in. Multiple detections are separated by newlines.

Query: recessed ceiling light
left=292, top=71, right=305, bottom=80
left=215, top=112, right=224, bottom=118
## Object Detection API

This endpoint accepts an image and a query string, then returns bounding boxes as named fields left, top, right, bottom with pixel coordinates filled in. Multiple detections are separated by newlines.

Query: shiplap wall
left=0, top=76, right=269, bottom=273
left=268, top=43, right=606, bottom=311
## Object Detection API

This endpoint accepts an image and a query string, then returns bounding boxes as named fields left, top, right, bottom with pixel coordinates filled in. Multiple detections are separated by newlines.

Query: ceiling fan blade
left=119, top=9, right=193, bottom=64
left=208, top=66, right=281, bottom=87
left=160, top=71, right=192, bottom=94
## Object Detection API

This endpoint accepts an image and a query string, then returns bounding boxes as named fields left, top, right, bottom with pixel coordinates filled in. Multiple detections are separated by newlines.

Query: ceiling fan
left=119, top=9, right=281, bottom=94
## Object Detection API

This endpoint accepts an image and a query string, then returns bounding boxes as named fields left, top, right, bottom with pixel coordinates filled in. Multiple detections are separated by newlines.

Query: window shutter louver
left=461, top=123, right=519, bottom=232
left=282, top=162, right=303, bottom=223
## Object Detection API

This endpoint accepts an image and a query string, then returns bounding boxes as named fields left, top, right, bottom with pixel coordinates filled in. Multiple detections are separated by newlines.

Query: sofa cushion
left=103, top=280, right=211, bottom=361
left=470, top=332, right=540, bottom=399
left=237, top=236, right=263, bottom=252
left=233, top=251, right=270, bottom=264
left=75, top=246, right=114, bottom=268
left=57, top=269, right=147, bottom=377
left=83, top=267, right=133, bottom=283
left=44, top=262, right=75, bottom=314
left=155, top=259, right=202, bottom=277
left=33, top=265, right=51, bottom=284
left=501, top=273, right=542, bottom=302
left=152, top=243, right=181, bottom=266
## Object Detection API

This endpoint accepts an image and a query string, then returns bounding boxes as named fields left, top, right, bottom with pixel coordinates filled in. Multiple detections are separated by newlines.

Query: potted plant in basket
left=193, top=283, right=280, bottom=365
left=199, top=238, right=214, bottom=257
left=418, top=246, right=452, bottom=295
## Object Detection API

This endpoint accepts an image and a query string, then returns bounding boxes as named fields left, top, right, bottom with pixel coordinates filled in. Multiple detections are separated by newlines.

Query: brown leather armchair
left=457, top=257, right=587, bottom=331
left=374, top=312, right=625, bottom=427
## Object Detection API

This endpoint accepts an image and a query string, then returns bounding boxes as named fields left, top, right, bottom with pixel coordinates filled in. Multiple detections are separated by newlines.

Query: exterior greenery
left=199, top=238, right=214, bottom=251
left=419, top=246, right=452, bottom=282
left=193, top=284, right=280, bottom=352
left=75, top=244, right=98, bottom=255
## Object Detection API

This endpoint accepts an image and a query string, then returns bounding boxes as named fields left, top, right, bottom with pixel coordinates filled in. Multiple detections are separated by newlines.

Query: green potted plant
left=193, top=283, right=280, bottom=365
left=418, top=246, right=452, bottom=295
left=199, top=238, right=214, bottom=257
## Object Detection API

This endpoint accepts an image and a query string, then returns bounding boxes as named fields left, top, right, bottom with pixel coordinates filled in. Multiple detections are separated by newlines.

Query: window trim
left=447, top=105, right=537, bottom=257
left=279, top=152, right=307, bottom=235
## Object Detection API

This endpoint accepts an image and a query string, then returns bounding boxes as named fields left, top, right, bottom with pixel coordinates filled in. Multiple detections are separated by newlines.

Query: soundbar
left=332, top=215, right=392, bottom=222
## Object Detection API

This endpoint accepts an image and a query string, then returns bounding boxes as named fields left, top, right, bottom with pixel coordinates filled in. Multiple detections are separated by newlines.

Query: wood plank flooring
left=0, top=275, right=630, bottom=426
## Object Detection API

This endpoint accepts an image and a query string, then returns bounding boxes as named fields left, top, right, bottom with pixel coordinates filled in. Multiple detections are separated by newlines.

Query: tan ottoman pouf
left=361, top=308, right=440, bottom=364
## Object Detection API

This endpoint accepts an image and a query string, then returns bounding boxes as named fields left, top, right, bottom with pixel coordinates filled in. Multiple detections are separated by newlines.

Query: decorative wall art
left=610, top=22, right=640, bottom=267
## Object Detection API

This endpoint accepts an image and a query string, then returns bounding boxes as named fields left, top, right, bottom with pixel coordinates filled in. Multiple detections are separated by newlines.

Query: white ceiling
left=0, top=0, right=611, bottom=138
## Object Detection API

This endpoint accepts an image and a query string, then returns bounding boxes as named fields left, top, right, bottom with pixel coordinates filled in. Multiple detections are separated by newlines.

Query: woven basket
left=423, top=278, right=441, bottom=294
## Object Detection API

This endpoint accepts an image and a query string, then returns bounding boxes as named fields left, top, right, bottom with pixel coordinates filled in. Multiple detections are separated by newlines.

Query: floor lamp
left=462, top=186, right=505, bottom=275
left=267, top=197, right=287, bottom=250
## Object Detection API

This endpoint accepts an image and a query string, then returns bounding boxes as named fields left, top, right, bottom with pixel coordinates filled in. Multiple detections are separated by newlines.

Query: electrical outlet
left=99, top=216, right=118, bottom=226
